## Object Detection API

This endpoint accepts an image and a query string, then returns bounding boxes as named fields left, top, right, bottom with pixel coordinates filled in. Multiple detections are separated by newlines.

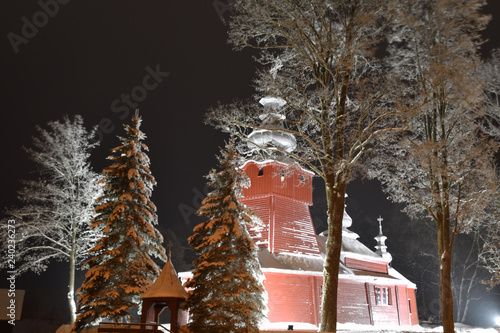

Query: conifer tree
left=184, top=139, right=266, bottom=333
left=72, top=111, right=166, bottom=331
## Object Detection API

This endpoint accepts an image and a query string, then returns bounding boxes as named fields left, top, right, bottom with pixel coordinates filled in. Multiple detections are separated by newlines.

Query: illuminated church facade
left=180, top=97, right=419, bottom=329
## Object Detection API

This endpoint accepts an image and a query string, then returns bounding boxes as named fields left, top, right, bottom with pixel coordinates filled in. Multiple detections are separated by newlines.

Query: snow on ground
left=55, top=322, right=500, bottom=333
left=259, top=322, right=500, bottom=333
left=335, top=322, right=500, bottom=333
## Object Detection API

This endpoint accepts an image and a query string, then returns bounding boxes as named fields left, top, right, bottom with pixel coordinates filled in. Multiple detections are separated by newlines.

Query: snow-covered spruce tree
left=72, top=111, right=166, bottom=331
left=0, top=115, right=102, bottom=324
left=369, top=1, right=498, bottom=332
left=184, top=139, right=266, bottom=333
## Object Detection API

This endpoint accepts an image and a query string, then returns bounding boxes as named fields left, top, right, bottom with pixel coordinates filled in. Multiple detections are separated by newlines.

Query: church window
left=374, top=286, right=391, bottom=305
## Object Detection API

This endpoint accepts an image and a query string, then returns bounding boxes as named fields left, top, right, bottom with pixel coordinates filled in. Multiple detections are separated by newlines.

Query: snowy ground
left=54, top=322, right=500, bottom=333
left=259, top=322, right=500, bottom=333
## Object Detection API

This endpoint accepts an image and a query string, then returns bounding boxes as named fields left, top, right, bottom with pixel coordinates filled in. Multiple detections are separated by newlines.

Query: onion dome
left=374, top=216, right=392, bottom=263
left=248, top=97, right=297, bottom=153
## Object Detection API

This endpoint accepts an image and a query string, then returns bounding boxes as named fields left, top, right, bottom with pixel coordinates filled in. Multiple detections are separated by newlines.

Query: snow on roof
left=241, top=159, right=315, bottom=176
left=258, top=249, right=324, bottom=273
left=341, top=233, right=381, bottom=259
left=318, top=229, right=382, bottom=260
left=141, top=254, right=188, bottom=300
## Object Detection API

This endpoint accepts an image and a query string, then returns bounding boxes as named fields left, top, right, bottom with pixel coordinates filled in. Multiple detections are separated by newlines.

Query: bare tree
left=476, top=48, right=500, bottom=291
left=452, top=231, right=492, bottom=323
left=479, top=48, right=500, bottom=137
left=1, top=115, right=102, bottom=323
left=369, top=1, right=497, bottom=332
left=208, top=1, right=405, bottom=331
left=479, top=209, right=500, bottom=290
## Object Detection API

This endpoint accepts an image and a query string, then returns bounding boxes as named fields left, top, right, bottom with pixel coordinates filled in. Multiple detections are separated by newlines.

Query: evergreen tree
left=184, top=139, right=266, bottom=333
left=72, top=111, right=166, bottom=331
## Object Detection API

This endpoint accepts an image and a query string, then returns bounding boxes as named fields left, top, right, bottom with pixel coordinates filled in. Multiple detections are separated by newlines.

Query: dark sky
left=1, top=0, right=499, bottom=328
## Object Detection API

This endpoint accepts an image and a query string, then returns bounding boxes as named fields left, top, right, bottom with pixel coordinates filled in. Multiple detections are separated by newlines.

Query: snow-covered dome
left=248, top=97, right=297, bottom=153
left=342, top=209, right=353, bottom=228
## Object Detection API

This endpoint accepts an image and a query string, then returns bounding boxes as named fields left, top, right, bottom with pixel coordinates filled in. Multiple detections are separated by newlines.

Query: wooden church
left=238, top=97, right=418, bottom=328
left=180, top=97, right=419, bottom=329
left=240, top=158, right=418, bottom=328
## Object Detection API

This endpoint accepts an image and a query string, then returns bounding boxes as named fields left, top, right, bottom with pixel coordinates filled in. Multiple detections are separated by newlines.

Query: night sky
left=1, top=0, right=499, bottom=328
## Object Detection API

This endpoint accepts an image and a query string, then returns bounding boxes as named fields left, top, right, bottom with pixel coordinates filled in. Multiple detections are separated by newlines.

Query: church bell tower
left=240, top=97, right=321, bottom=258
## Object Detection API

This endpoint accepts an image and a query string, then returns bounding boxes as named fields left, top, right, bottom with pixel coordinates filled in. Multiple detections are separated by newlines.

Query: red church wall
left=238, top=160, right=419, bottom=328
left=337, top=279, right=371, bottom=325
left=241, top=196, right=271, bottom=249
left=344, top=257, right=388, bottom=274
left=408, top=287, right=419, bottom=326
left=242, top=161, right=313, bottom=204
left=367, top=284, right=400, bottom=325
left=263, top=272, right=322, bottom=325
left=241, top=161, right=320, bottom=257
left=396, top=286, right=411, bottom=325
left=272, top=196, right=321, bottom=256
left=241, top=194, right=320, bottom=256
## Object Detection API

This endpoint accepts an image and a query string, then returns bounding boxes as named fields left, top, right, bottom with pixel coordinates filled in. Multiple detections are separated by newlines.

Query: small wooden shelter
left=140, top=252, right=188, bottom=333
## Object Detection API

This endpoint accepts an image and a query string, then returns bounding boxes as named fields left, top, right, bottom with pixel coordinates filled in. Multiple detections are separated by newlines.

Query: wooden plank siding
left=242, top=161, right=313, bottom=204
left=397, top=286, right=411, bottom=325
left=344, top=257, right=388, bottom=273
left=263, top=272, right=321, bottom=325
left=241, top=160, right=320, bottom=257
left=237, top=160, right=419, bottom=327
left=408, top=287, right=419, bottom=326
left=241, top=196, right=271, bottom=249
left=337, top=279, right=371, bottom=325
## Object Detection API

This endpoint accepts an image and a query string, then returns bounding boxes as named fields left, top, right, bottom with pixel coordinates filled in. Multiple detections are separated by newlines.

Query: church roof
left=141, top=253, right=188, bottom=300
left=258, top=249, right=325, bottom=273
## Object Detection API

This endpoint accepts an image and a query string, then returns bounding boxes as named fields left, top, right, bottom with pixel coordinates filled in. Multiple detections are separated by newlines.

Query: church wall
left=272, top=196, right=321, bottom=256
left=242, top=161, right=313, bottom=204
left=367, top=284, right=400, bottom=325
left=408, top=287, right=419, bottom=326
left=336, top=279, right=372, bottom=325
left=343, top=257, right=388, bottom=274
left=263, top=272, right=321, bottom=326
left=262, top=272, right=417, bottom=327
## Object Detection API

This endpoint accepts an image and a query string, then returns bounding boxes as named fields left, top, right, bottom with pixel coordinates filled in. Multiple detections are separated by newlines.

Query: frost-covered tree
left=479, top=48, right=500, bottom=137
left=72, top=111, right=166, bottom=331
left=368, top=1, right=498, bottom=332
left=479, top=206, right=500, bottom=290
left=184, top=139, right=266, bottom=333
left=207, top=1, right=403, bottom=331
left=0, top=115, right=102, bottom=323
left=476, top=49, right=500, bottom=291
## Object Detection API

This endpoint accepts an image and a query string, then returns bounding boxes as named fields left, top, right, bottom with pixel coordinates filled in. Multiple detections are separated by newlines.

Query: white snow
left=257, top=322, right=500, bottom=333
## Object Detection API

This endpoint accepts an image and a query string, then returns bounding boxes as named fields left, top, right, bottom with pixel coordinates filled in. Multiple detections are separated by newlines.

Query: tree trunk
left=437, top=218, right=454, bottom=333
left=320, top=179, right=346, bottom=333
left=440, top=252, right=454, bottom=333
left=68, top=253, right=76, bottom=323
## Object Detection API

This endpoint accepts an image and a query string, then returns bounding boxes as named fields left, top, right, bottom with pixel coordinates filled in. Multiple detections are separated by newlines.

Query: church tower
left=240, top=97, right=321, bottom=258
